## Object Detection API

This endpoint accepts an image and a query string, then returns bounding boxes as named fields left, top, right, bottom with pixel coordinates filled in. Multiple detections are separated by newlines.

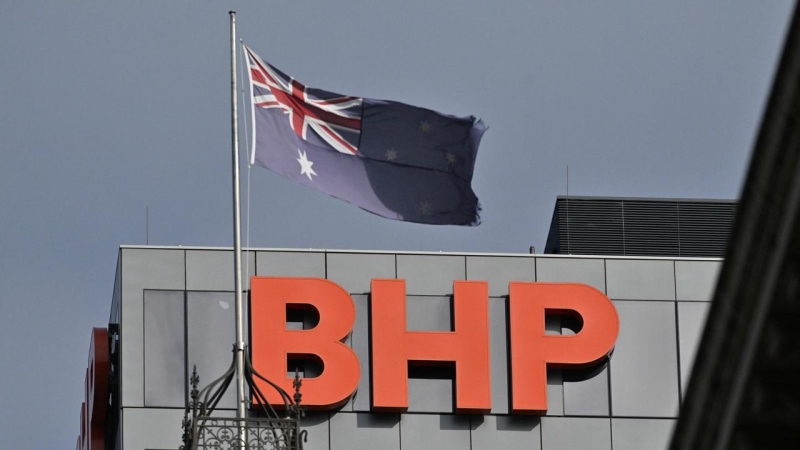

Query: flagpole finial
left=229, top=10, right=236, bottom=15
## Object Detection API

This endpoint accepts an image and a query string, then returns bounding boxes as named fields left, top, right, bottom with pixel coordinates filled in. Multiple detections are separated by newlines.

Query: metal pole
left=229, top=10, right=247, bottom=429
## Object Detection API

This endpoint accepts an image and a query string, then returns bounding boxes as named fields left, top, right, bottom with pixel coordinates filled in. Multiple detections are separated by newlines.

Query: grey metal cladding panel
left=330, top=412, right=400, bottom=450
left=466, top=256, right=535, bottom=296
left=187, top=292, right=237, bottom=409
left=143, top=291, right=185, bottom=408
left=407, top=296, right=451, bottom=331
left=610, top=301, right=680, bottom=417
left=255, top=251, right=325, bottom=277
left=407, top=378, right=453, bottom=413
left=471, top=415, right=542, bottom=450
left=327, top=253, right=395, bottom=294
left=122, top=407, right=185, bottom=450
left=611, top=418, right=676, bottom=450
left=561, top=323, right=609, bottom=416
left=546, top=370, right=564, bottom=416
left=677, top=302, right=711, bottom=393
left=400, top=414, right=470, bottom=450
left=351, top=295, right=371, bottom=412
left=298, top=412, right=330, bottom=450
left=541, top=417, right=611, bottom=450
left=605, top=259, right=675, bottom=300
left=396, top=255, right=465, bottom=295
left=563, top=365, right=610, bottom=416
left=185, top=250, right=256, bottom=291
left=536, top=257, right=606, bottom=293
left=489, top=298, right=510, bottom=414
left=121, top=248, right=185, bottom=408
left=286, top=321, right=304, bottom=330
left=675, top=260, right=721, bottom=301
left=545, top=315, right=564, bottom=416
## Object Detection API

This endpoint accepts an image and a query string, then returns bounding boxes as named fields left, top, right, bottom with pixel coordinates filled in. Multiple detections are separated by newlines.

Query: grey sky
left=0, top=1, right=794, bottom=447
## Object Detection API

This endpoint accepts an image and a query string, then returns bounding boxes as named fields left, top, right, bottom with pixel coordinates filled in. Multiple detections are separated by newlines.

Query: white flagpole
left=229, top=10, right=247, bottom=427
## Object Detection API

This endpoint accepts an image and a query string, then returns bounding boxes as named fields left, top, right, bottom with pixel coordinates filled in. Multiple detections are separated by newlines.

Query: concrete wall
left=116, top=247, right=719, bottom=450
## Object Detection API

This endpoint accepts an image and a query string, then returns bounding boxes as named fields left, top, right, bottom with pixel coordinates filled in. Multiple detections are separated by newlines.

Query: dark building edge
left=670, top=3, right=800, bottom=449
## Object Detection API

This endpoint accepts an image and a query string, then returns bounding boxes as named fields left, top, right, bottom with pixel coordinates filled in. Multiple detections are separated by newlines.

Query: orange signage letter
left=250, top=277, right=360, bottom=409
left=509, top=283, right=619, bottom=414
left=371, top=279, right=491, bottom=413
left=79, top=327, right=109, bottom=450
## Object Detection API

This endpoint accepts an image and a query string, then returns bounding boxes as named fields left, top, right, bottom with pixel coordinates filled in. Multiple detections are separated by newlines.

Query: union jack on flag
left=243, top=44, right=486, bottom=226
left=245, top=46, right=362, bottom=157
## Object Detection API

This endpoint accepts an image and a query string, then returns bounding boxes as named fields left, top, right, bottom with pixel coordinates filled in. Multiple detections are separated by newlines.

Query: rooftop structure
left=545, top=196, right=737, bottom=257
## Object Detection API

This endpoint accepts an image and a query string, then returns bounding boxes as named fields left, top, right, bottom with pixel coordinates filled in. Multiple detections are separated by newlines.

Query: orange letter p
left=509, top=283, right=619, bottom=414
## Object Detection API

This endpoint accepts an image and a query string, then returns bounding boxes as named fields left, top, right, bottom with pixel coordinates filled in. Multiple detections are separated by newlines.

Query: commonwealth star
left=297, top=149, right=317, bottom=180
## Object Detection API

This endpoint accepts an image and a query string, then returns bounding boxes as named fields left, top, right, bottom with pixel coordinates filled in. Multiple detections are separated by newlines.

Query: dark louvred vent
left=544, top=196, right=736, bottom=257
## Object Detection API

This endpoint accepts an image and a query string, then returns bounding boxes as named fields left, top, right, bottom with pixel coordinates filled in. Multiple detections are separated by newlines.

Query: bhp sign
left=251, top=277, right=619, bottom=414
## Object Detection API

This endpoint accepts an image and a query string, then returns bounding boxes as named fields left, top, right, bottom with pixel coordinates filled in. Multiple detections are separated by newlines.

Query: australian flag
left=244, top=45, right=486, bottom=225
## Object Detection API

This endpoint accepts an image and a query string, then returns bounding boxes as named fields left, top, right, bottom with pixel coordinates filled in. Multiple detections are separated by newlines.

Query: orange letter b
left=250, top=277, right=360, bottom=409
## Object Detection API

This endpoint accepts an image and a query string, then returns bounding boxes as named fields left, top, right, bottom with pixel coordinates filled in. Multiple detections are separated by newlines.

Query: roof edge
left=118, top=245, right=722, bottom=261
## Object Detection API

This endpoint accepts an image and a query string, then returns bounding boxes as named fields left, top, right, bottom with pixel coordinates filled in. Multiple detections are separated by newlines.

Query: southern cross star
left=419, top=201, right=433, bottom=216
left=445, top=152, right=457, bottom=165
left=297, top=149, right=317, bottom=180
left=385, top=149, right=398, bottom=161
left=420, top=121, right=431, bottom=132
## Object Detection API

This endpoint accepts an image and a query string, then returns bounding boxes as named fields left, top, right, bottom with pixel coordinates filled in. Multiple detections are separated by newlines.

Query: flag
left=244, top=45, right=486, bottom=225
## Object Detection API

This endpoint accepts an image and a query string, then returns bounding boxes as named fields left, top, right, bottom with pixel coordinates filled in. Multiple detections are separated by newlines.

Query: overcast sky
left=0, top=1, right=795, bottom=447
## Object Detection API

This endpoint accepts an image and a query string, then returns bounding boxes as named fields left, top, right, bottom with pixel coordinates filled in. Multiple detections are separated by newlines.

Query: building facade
left=79, top=246, right=719, bottom=450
